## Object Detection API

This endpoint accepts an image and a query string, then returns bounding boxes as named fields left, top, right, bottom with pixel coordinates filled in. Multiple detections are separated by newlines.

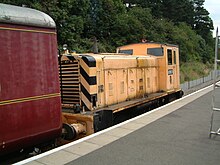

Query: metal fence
left=180, top=70, right=220, bottom=91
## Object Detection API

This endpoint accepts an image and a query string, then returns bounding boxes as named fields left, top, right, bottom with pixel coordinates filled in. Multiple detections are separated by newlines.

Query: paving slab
left=104, top=127, right=134, bottom=138
left=24, top=161, right=44, bottom=165
left=64, top=141, right=100, bottom=156
left=36, top=150, right=79, bottom=165
left=120, top=121, right=146, bottom=130
left=85, top=134, right=118, bottom=147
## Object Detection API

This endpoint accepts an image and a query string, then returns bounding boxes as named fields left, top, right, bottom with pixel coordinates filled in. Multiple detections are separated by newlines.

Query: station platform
left=16, top=84, right=220, bottom=165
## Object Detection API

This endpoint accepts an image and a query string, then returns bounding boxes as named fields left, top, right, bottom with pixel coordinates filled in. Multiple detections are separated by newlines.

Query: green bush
left=180, top=62, right=213, bottom=83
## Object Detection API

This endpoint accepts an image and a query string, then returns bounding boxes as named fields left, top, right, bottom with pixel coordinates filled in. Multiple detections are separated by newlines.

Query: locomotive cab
left=117, top=42, right=180, bottom=92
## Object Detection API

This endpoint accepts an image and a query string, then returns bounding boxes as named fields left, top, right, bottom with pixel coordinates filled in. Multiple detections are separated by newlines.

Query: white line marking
left=14, top=84, right=213, bottom=165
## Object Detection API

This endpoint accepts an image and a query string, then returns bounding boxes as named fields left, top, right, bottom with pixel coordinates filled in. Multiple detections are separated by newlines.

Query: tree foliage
left=0, top=0, right=215, bottom=63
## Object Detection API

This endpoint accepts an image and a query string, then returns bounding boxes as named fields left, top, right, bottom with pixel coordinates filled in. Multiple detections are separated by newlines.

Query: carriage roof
left=0, top=3, right=55, bottom=28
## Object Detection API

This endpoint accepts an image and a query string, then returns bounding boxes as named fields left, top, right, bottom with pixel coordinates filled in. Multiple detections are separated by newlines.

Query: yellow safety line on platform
left=0, top=26, right=56, bottom=34
left=0, top=93, right=60, bottom=106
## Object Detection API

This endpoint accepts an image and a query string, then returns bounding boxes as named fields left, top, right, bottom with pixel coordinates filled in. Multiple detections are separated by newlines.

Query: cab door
left=167, top=49, right=174, bottom=90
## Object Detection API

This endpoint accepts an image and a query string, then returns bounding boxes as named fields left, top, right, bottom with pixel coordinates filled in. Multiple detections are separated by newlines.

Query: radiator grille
left=59, top=59, right=80, bottom=105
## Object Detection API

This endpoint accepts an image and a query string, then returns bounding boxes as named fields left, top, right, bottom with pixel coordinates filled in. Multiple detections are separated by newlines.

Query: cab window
left=167, top=49, right=172, bottom=65
left=174, top=50, right=176, bottom=64
left=118, top=49, right=133, bottom=55
left=147, top=48, right=163, bottom=56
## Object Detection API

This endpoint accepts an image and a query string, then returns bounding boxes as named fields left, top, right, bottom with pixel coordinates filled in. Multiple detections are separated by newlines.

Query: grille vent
left=59, top=59, right=80, bottom=105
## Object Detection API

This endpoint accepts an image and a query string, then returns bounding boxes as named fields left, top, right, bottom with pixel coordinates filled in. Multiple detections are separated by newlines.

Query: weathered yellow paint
left=80, top=76, right=97, bottom=94
left=80, top=59, right=97, bottom=76
left=81, top=93, right=92, bottom=110
left=92, top=55, right=160, bottom=108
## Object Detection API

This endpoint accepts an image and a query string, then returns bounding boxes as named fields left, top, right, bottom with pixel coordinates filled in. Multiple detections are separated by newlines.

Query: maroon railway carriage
left=0, top=4, right=62, bottom=155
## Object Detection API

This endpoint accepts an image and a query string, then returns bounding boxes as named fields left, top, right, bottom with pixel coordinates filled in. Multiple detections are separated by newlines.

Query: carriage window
left=118, top=49, right=133, bottom=55
left=174, top=51, right=176, bottom=64
left=167, top=49, right=172, bottom=65
left=147, top=48, right=163, bottom=56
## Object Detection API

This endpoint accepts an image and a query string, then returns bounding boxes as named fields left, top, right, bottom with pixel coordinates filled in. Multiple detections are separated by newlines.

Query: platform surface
left=17, top=85, right=220, bottom=165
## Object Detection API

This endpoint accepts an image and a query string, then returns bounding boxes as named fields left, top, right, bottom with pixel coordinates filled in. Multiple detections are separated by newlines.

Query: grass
left=180, top=62, right=213, bottom=83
